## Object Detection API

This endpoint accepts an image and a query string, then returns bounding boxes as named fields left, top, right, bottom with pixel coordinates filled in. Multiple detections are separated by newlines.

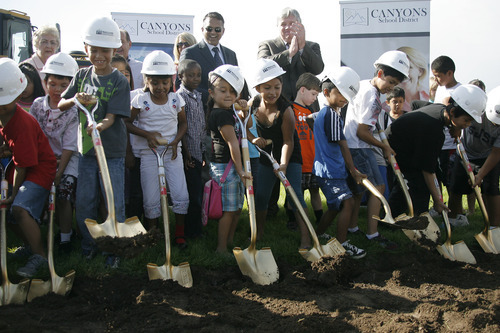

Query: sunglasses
left=204, top=26, right=222, bottom=33
left=177, top=42, right=189, bottom=48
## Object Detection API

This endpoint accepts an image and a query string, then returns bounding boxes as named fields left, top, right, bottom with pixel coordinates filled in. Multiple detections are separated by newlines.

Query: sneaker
left=105, top=255, right=120, bottom=269
left=342, top=240, right=366, bottom=259
left=318, top=233, right=333, bottom=240
left=429, top=207, right=440, bottom=218
left=449, top=214, right=469, bottom=227
left=174, top=237, right=188, bottom=250
left=16, top=254, right=48, bottom=278
left=369, top=235, right=399, bottom=250
left=8, top=245, right=32, bottom=259
left=82, top=248, right=97, bottom=260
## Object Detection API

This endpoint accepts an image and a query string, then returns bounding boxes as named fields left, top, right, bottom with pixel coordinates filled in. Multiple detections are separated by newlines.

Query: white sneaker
left=429, top=207, right=440, bottom=218
left=342, top=240, right=366, bottom=259
left=318, top=233, right=333, bottom=240
left=449, top=214, right=469, bottom=227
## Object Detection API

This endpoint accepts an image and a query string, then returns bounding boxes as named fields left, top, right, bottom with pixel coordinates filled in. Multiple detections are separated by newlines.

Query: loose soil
left=0, top=246, right=499, bottom=332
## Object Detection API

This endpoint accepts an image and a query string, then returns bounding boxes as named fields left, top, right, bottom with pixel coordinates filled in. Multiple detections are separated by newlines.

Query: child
left=448, top=85, right=500, bottom=227
left=0, top=58, right=57, bottom=277
left=18, top=63, right=45, bottom=112
left=58, top=16, right=130, bottom=268
left=125, top=51, right=189, bottom=249
left=177, top=59, right=205, bottom=239
left=206, top=64, right=249, bottom=253
left=249, top=58, right=311, bottom=249
left=30, top=52, right=80, bottom=254
left=292, top=73, right=323, bottom=225
left=343, top=50, right=409, bottom=249
left=313, top=67, right=366, bottom=258
left=387, top=84, right=486, bottom=218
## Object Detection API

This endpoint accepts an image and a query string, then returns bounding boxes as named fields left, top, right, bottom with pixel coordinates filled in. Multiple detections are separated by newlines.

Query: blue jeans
left=255, top=162, right=306, bottom=211
left=76, top=155, right=125, bottom=252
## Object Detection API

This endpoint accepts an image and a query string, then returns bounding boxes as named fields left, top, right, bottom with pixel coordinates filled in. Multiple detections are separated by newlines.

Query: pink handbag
left=202, top=160, right=233, bottom=226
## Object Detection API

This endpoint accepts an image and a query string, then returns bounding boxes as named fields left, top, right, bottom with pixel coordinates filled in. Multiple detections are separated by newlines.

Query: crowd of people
left=0, top=7, right=498, bottom=278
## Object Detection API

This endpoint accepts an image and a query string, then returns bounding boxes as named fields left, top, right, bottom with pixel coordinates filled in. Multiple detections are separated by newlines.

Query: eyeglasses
left=40, top=39, right=59, bottom=47
left=204, top=26, right=222, bottom=33
left=177, top=42, right=189, bottom=48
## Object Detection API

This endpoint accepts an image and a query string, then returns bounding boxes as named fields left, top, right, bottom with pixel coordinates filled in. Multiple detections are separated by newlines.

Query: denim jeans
left=76, top=155, right=125, bottom=252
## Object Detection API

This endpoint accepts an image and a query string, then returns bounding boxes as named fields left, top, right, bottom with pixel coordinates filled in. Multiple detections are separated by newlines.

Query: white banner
left=340, top=0, right=431, bottom=108
left=111, top=12, right=194, bottom=61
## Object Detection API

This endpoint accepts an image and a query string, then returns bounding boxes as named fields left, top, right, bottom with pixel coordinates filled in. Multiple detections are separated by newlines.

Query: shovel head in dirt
left=402, top=212, right=441, bottom=248
left=147, top=146, right=192, bottom=288
left=437, top=211, right=476, bottom=264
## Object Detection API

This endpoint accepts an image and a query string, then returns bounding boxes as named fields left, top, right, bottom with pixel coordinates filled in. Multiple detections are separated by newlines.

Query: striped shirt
left=177, top=84, right=205, bottom=162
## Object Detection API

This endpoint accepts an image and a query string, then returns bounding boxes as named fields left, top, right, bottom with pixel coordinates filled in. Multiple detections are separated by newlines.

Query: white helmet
left=485, top=86, right=500, bottom=125
left=41, top=52, right=79, bottom=77
left=82, top=17, right=121, bottom=48
left=253, top=58, right=286, bottom=88
left=373, top=50, right=410, bottom=79
left=141, top=51, right=176, bottom=75
left=209, top=65, right=244, bottom=95
left=450, top=84, right=487, bottom=123
left=324, top=67, right=360, bottom=102
left=0, top=58, right=28, bottom=105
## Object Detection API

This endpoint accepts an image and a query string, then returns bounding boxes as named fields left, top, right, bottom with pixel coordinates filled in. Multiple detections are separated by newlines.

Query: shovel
left=376, top=126, right=440, bottom=244
left=27, top=184, right=76, bottom=301
left=255, top=140, right=346, bottom=262
left=456, top=139, right=500, bottom=253
left=146, top=142, right=193, bottom=288
left=74, top=98, right=146, bottom=239
left=231, top=106, right=279, bottom=285
left=0, top=159, right=30, bottom=305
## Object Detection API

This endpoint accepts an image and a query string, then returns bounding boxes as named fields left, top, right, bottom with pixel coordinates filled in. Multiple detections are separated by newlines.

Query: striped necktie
left=213, top=47, right=223, bottom=67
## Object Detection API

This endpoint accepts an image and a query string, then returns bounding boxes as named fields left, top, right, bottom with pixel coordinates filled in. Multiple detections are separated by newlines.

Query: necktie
left=213, top=47, right=223, bottom=67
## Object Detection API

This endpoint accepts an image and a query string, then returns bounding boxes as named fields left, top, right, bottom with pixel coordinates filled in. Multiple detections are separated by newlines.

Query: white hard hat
left=373, top=50, right=410, bottom=79
left=141, top=50, right=176, bottom=75
left=41, top=52, right=79, bottom=77
left=0, top=58, right=28, bottom=105
left=253, top=58, right=286, bottom=88
left=82, top=17, right=121, bottom=48
left=209, top=65, right=244, bottom=95
left=450, top=84, right=487, bottom=123
left=485, top=86, right=500, bottom=125
left=324, top=67, right=360, bottom=102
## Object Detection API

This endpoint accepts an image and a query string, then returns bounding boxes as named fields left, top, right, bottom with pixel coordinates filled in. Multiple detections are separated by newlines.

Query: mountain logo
left=114, top=19, right=138, bottom=36
left=343, top=8, right=369, bottom=26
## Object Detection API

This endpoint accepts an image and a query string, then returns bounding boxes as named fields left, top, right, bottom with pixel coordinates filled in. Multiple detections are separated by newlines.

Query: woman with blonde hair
left=173, top=32, right=197, bottom=64
left=397, top=46, right=429, bottom=110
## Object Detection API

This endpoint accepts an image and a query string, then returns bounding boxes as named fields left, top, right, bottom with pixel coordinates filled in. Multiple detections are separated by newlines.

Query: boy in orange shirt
left=291, top=73, right=323, bottom=227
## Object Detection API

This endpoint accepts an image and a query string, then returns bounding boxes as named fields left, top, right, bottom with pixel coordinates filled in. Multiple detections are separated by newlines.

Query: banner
left=111, top=12, right=194, bottom=61
left=340, top=0, right=431, bottom=108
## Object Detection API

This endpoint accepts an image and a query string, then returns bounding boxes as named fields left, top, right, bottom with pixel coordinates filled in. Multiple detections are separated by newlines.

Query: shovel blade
left=1, top=279, right=30, bottom=305
left=85, top=218, right=117, bottom=238
left=452, top=241, right=477, bottom=264
left=27, top=279, right=51, bottom=302
left=233, top=247, right=279, bottom=285
left=403, top=213, right=440, bottom=248
left=490, top=227, right=500, bottom=252
left=299, top=238, right=346, bottom=262
left=147, top=262, right=193, bottom=288
left=436, top=243, right=456, bottom=262
left=474, top=232, right=498, bottom=254
left=393, top=214, right=430, bottom=230
left=116, top=217, right=147, bottom=238
left=52, top=270, right=76, bottom=296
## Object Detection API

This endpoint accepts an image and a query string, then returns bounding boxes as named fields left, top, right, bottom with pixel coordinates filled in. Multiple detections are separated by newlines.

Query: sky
left=3, top=0, right=500, bottom=93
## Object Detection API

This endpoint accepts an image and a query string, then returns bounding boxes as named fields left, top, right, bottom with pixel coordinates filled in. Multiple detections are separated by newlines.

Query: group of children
left=1, top=15, right=498, bottom=278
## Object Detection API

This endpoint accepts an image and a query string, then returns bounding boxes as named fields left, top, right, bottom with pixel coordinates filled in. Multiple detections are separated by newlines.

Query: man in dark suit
left=258, top=8, right=324, bottom=108
left=179, top=12, right=238, bottom=109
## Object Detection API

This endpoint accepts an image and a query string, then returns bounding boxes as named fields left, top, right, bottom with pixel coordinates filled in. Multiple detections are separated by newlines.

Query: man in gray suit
left=258, top=8, right=324, bottom=107
left=179, top=12, right=238, bottom=109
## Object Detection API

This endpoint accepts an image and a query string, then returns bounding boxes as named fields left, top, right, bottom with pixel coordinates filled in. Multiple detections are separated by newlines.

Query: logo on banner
left=115, top=19, right=138, bottom=35
left=343, top=8, right=369, bottom=26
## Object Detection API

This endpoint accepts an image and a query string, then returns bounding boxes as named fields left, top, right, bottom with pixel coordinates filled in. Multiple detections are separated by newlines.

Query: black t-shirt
left=387, top=103, right=447, bottom=174
left=207, top=107, right=241, bottom=163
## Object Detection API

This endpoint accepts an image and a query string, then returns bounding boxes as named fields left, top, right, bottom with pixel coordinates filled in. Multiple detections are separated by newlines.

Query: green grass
left=4, top=187, right=491, bottom=280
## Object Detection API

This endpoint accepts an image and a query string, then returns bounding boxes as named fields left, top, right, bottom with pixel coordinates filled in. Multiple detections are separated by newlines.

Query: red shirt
left=0, top=105, right=56, bottom=190
left=292, top=102, right=315, bottom=173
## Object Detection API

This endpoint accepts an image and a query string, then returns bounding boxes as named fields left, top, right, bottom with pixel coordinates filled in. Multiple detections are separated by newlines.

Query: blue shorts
left=11, top=181, right=49, bottom=224
left=210, top=162, right=245, bottom=212
left=318, top=177, right=352, bottom=211
left=349, top=148, right=384, bottom=194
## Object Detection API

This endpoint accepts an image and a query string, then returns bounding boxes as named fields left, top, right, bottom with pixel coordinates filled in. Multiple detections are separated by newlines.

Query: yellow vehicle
left=0, top=9, right=33, bottom=62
